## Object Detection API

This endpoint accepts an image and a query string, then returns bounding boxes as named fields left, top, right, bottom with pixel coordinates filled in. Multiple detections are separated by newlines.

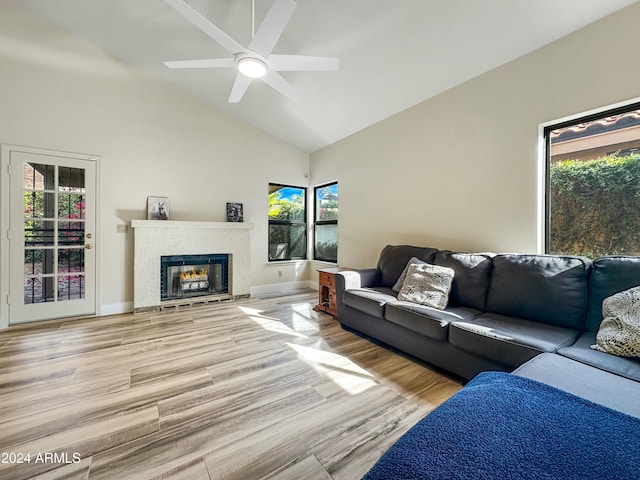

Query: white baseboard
left=99, top=301, right=134, bottom=316
left=250, top=280, right=316, bottom=298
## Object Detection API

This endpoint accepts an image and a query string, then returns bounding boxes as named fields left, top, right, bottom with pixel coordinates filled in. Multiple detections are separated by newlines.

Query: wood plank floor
left=0, top=291, right=462, bottom=480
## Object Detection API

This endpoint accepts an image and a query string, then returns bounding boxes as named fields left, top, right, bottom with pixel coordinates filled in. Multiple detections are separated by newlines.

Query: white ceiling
left=10, top=0, right=639, bottom=152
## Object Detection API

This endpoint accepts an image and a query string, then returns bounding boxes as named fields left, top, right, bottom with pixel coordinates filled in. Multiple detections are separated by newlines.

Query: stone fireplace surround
left=131, top=220, right=253, bottom=311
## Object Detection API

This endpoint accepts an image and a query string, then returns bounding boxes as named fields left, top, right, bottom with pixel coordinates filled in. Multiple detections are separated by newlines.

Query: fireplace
left=161, top=254, right=229, bottom=301
left=131, top=220, right=252, bottom=311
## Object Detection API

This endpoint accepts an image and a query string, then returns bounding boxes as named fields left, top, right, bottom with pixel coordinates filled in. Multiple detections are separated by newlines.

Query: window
left=314, top=182, right=338, bottom=263
left=268, top=183, right=306, bottom=261
left=545, top=102, right=640, bottom=258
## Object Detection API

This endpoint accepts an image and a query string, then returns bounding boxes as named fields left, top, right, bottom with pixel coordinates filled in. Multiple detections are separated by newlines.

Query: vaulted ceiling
left=11, top=0, right=639, bottom=152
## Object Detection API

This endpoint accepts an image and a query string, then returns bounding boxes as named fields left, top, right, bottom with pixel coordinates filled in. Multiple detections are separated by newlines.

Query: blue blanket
left=363, top=371, right=640, bottom=480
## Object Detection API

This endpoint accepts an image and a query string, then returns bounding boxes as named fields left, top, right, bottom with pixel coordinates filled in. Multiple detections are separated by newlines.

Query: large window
left=268, top=183, right=306, bottom=261
left=314, top=182, right=338, bottom=263
left=545, top=102, right=640, bottom=258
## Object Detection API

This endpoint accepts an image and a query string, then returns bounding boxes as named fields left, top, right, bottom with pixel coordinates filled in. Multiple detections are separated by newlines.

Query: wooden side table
left=313, top=267, right=354, bottom=318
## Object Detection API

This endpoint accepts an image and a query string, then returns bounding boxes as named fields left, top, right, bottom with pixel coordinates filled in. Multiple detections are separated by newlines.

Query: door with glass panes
left=8, top=150, right=96, bottom=324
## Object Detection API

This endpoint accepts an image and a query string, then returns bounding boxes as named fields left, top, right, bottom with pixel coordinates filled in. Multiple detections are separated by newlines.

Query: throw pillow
left=591, top=285, right=640, bottom=357
left=397, top=263, right=455, bottom=310
left=392, top=257, right=427, bottom=292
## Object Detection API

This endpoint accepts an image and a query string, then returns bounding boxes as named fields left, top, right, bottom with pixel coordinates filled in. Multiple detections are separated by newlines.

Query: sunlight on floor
left=238, top=304, right=377, bottom=395
left=287, top=342, right=377, bottom=395
left=291, top=303, right=320, bottom=334
left=291, top=303, right=313, bottom=317
left=238, top=306, right=308, bottom=338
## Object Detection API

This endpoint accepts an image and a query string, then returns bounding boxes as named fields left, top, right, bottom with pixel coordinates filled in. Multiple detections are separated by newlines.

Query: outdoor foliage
left=318, top=201, right=338, bottom=221
left=314, top=183, right=338, bottom=262
left=549, top=153, right=640, bottom=258
left=315, top=225, right=337, bottom=262
left=268, top=190, right=305, bottom=221
left=316, top=184, right=338, bottom=222
left=268, top=188, right=306, bottom=259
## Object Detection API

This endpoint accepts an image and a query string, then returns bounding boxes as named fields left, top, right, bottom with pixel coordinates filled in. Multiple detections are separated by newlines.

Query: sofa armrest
left=339, top=268, right=379, bottom=289
left=334, top=268, right=380, bottom=319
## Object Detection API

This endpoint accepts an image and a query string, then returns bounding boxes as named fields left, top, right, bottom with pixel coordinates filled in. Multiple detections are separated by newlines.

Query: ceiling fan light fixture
left=237, top=57, right=267, bottom=78
left=164, top=0, right=338, bottom=103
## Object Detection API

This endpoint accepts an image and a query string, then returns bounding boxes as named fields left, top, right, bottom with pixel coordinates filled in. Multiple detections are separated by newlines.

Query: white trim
left=265, top=259, right=308, bottom=267
left=130, top=220, right=254, bottom=230
left=94, top=153, right=103, bottom=324
left=536, top=124, right=546, bottom=254
left=0, top=145, right=11, bottom=329
left=0, top=144, right=101, bottom=328
left=539, top=96, right=640, bottom=130
left=250, top=280, right=316, bottom=298
left=99, top=301, right=134, bottom=316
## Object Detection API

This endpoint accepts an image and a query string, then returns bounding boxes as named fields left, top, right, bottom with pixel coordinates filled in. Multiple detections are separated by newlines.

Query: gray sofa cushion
left=514, top=353, right=640, bottom=418
left=449, top=312, right=580, bottom=368
left=385, top=302, right=480, bottom=341
left=558, top=331, right=640, bottom=382
left=377, top=245, right=438, bottom=288
left=433, top=251, right=494, bottom=310
left=343, top=287, right=397, bottom=319
left=485, top=254, right=590, bottom=330
left=587, top=256, right=640, bottom=332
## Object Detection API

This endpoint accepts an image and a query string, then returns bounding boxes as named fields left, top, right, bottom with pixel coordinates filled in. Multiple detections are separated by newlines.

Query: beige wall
left=311, top=3, right=640, bottom=269
left=2, top=1, right=639, bottom=319
left=0, top=1, right=310, bottom=316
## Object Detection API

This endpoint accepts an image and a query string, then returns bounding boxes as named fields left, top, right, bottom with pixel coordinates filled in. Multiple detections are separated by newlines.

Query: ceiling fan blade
left=261, top=71, right=301, bottom=102
left=248, top=0, right=296, bottom=58
left=164, top=58, right=235, bottom=69
left=269, top=55, right=339, bottom=72
left=165, top=0, right=245, bottom=54
left=228, top=74, right=253, bottom=103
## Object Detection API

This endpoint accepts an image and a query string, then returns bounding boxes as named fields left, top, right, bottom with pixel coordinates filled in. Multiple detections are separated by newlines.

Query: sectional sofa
left=334, top=245, right=640, bottom=383
left=341, top=245, right=640, bottom=479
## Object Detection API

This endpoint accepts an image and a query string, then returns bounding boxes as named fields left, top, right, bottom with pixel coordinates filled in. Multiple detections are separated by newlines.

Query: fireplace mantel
left=131, top=220, right=254, bottom=311
left=131, top=220, right=254, bottom=231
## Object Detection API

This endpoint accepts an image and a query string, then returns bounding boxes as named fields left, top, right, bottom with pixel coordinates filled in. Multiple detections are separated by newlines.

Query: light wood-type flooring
left=0, top=291, right=462, bottom=480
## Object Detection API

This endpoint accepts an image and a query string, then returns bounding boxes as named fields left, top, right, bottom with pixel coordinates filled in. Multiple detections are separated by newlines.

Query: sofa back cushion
left=587, top=256, right=640, bottom=331
left=486, top=254, right=590, bottom=330
left=433, top=251, right=494, bottom=310
left=377, top=245, right=438, bottom=288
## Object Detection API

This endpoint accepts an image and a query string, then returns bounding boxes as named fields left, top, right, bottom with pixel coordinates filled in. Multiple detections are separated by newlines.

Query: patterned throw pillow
left=392, top=257, right=428, bottom=292
left=397, top=263, right=455, bottom=310
left=591, top=285, right=640, bottom=357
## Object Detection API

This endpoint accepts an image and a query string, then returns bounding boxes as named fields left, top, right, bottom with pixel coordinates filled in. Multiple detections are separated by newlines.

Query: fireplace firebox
left=160, top=254, right=229, bottom=301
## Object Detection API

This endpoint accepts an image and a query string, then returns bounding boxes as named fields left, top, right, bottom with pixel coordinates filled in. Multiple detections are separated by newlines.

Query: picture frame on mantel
left=147, top=196, right=169, bottom=220
left=226, top=202, right=243, bottom=222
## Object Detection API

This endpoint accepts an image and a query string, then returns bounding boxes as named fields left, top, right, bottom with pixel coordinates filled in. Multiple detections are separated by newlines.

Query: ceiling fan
left=163, top=0, right=339, bottom=103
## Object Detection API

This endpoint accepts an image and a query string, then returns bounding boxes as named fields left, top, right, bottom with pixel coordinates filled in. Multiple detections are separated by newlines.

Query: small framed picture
left=226, top=202, right=243, bottom=222
left=147, top=196, right=170, bottom=220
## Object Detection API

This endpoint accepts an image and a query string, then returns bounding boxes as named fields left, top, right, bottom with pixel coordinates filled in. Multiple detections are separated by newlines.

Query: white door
left=8, top=150, right=96, bottom=324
